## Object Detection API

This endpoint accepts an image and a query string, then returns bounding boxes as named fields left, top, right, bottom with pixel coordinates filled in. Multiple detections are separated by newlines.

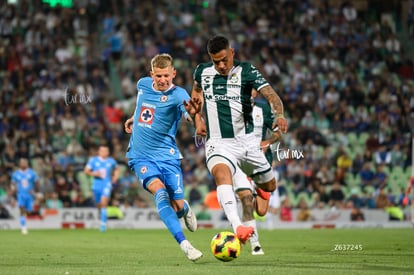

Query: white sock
left=243, top=219, right=259, bottom=245
left=217, top=184, right=242, bottom=232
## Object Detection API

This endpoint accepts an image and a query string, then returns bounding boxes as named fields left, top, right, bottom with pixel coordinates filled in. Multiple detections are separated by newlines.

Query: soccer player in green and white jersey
left=189, top=35, right=288, bottom=244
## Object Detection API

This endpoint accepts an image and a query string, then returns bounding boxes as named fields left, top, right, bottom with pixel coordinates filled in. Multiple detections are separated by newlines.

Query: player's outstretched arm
left=84, top=166, right=101, bottom=178
left=260, top=131, right=282, bottom=153
left=259, top=85, right=288, bottom=134
left=124, top=116, right=134, bottom=134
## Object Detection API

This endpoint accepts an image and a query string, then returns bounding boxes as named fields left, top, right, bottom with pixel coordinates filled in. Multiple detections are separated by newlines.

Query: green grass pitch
left=0, top=228, right=413, bottom=275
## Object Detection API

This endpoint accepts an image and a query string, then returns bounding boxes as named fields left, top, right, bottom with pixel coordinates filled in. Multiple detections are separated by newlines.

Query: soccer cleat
left=100, top=223, right=107, bottom=232
left=183, top=200, right=197, bottom=232
left=21, top=227, right=28, bottom=235
left=236, top=225, right=254, bottom=244
left=180, top=240, right=203, bottom=262
left=251, top=246, right=265, bottom=255
left=255, top=187, right=271, bottom=200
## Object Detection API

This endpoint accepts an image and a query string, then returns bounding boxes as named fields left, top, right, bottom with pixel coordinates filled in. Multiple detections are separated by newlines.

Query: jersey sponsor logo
left=226, top=84, right=241, bottom=89
left=205, top=94, right=241, bottom=101
left=142, top=102, right=155, bottom=108
left=202, top=76, right=212, bottom=91
left=254, top=114, right=263, bottom=125
left=138, top=107, right=154, bottom=124
left=255, top=78, right=266, bottom=85
left=174, top=185, right=183, bottom=194
left=203, top=76, right=211, bottom=83
left=160, top=95, right=168, bottom=102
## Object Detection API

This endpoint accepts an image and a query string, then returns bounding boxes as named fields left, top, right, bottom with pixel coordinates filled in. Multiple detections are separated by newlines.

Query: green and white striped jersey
left=193, top=60, right=269, bottom=139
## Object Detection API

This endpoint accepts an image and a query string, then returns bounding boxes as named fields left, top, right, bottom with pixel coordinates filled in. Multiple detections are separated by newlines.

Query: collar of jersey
left=152, top=83, right=176, bottom=93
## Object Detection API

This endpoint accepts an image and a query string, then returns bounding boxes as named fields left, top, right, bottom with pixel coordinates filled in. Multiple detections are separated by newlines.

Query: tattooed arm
left=259, top=85, right=288, bottom=133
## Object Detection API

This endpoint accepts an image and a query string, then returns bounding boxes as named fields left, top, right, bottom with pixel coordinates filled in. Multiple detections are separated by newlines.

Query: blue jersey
left=86, top=156, right=118, bottom=191
left=11, top=169, right=38, bottom=197
left=126, top=77, right=190, bottom=161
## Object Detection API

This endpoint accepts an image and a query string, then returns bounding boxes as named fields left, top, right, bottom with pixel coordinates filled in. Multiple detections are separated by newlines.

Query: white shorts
left=205, top=134, right=274, bottom=185
left=233, top=166, right=254, bottom=193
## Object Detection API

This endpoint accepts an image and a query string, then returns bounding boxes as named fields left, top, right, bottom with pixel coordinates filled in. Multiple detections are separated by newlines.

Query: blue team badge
left=138, top=107, right=154, bottom=124
left=140, top=166, right=147, bottom=174
left=169, top=148, right=175, bottom=155
left=160, top=95, right=168, bottom=102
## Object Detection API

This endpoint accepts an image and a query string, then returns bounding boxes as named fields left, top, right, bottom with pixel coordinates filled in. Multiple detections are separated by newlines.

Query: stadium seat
left=348, top=105, right=355, bottom=116
left=289, top=192, right=313, bottom=208
left=392, top=165, right=404, bottom=175
left=345, top=173, right=360, bottom=188
left=76, top=171, right=92, bottom=198
left=379, top=165, right=391, bottom=175
left=357, top=132, right=369, bottom=146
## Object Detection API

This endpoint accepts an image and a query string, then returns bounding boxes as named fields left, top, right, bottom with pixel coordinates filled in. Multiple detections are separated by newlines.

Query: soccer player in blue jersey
left=11, top=158, right=39, bottom=234
left=84, top=145, right=119, bottom=232
left=124, top=53, right=203, bottom=262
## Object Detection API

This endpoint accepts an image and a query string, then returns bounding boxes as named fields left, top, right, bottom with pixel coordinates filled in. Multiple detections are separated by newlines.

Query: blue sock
left=176, top=201, right=189, bottom=219
left=155, top=189, right=186, bottom=244
left=100, top=208, right=107, bottom=224
left=20, top=216, right=26, bottom=227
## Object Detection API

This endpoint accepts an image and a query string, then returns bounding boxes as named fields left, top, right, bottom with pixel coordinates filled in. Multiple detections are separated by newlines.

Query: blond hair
left=151, top=53, right=174, bottom=71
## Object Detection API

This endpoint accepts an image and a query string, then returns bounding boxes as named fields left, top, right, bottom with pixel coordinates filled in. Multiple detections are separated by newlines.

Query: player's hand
left=402, top=196, right=409, bottom=206
left=124, top=117, right=134, bottom=134
left=93, top=171, right=104, bottom=178
left=183, top=98, right=202, bottom=115
left=274, top=117, right=288, bottom=134
left=260, top=140, right=270, bottom=153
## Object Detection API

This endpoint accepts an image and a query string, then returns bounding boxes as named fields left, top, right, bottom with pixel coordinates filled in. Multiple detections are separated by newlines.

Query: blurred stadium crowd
left=0, top=0, right=413, bottom=220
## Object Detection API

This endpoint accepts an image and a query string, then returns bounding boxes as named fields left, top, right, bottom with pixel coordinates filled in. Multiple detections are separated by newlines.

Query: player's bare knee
left=265, top=178, right=277, bottom=192
left=212, top=164, right=232, bottom=184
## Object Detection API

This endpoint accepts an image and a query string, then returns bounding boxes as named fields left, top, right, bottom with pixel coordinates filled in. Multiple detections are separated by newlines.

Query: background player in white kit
left=233, top=89, right=282, bottom=255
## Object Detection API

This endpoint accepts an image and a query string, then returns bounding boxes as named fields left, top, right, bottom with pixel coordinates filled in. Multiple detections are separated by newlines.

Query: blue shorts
left=92, top=185, right=112, bottom=204
left=128, top=159, right=184, bottom=201
left=17, top=194, right=34, bottom=212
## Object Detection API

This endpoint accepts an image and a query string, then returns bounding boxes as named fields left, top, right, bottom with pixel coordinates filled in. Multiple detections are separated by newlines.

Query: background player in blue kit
left=11, top=158, right=39, bottom=234
left=84, top=145, right=119, bottom=232
left=124, top=53, right=203, bottom=262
